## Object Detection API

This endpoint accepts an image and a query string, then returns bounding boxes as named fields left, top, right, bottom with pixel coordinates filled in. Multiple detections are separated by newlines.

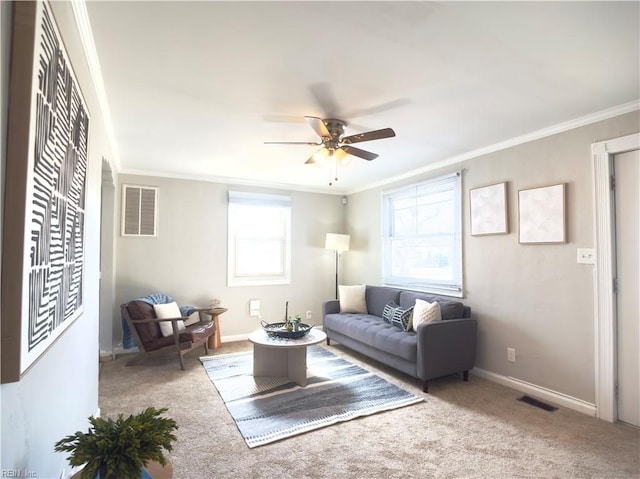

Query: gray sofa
left=322, top=285, right=477, bottom=392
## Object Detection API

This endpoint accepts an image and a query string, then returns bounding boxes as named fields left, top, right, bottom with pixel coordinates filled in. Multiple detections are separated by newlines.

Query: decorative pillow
left=412, top=299, right=442, bottom=331
left=153, top=302, right=186, bottom=337
left=382, top=301, right=396, bottom=323
left=383, top=301, right=414, bottom=331
left=339, top=285, right=368, bottom=314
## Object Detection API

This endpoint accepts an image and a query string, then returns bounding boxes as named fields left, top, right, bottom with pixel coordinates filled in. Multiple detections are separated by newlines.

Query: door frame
left=592, top=132, right=639, bottom=422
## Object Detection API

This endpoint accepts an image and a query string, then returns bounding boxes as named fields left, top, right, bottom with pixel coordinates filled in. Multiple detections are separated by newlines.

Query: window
left=227, top=191, right=291, bottom=286
left=382, top=172, right=462, bottom=296
left=121, top=185, right=157, bottom=237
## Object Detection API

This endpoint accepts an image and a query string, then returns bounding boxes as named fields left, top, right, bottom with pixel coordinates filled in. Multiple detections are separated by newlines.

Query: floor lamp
left=325, top=233, right=350, bottom=299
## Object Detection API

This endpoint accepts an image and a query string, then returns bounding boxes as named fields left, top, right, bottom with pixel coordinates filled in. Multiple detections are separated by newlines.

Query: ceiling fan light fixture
left=312, top=148, right=331, bottom=164
left=268, top=115, right=395, bottom=183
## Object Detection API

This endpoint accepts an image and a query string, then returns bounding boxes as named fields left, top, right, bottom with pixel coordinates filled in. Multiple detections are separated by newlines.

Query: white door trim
left=592, top=132, right=640, bottom=422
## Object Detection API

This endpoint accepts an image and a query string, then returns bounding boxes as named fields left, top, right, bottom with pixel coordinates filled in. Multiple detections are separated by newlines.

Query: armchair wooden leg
left=178, top=352, right=185, bottom=370
left=463, top=370, right=469, bottom=382
left=326, top=338, right=331, bottom=346
left=422, top=380, right=429, bottom=393
left=203, top=341, right=209, bottom=355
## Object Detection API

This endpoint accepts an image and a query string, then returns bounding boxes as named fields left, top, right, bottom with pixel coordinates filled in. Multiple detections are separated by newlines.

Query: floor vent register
left=517, top=395, right=559, bottom=412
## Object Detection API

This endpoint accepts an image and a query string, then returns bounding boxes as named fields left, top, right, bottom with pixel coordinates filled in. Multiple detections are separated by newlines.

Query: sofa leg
left=326, top=337, right=331, bottom=346
left=422, top=380, right=428, bottom=393
left=463, top=370, right=469, bottom=382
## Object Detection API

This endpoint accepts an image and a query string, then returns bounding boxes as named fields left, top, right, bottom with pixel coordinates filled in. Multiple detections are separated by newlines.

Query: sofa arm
left=415, top=318, right=477, bottom=381
left=322, top=300, right=340, bottom=317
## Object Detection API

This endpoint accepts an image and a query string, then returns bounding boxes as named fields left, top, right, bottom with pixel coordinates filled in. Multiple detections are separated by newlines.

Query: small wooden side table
left=204, top=307, right=227, bottom=349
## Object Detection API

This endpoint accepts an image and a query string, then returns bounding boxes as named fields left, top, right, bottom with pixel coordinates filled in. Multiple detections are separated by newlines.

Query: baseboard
left=222, top=333, right=249, bottom=343
left=472, top=368, right=597, bottom=417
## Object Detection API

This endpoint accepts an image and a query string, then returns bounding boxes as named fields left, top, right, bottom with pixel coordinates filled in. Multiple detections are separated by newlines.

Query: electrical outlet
left=507, top=348, right=516, bottom=362
left=306, top=310, right=312, bottom=320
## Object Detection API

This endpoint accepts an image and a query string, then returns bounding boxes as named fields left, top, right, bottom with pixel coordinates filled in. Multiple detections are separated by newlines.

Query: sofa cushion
left=412, top=299, right=441, bottom=331
left=399, top=291, right=464, bottom=320
left=339, top=285, right=368, bottom=313
left=382, top=301, right=414, bottom=331
left=324, top=313, right=417, bottom=362
left=366, top=286, right=401, bottom=317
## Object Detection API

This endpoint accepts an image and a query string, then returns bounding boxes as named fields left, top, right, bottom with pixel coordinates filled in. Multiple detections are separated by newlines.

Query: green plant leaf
left=54, top=407, right=178, bottom=479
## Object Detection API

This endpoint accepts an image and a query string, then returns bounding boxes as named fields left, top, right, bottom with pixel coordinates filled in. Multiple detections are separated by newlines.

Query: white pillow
left=412, top=299, right=441, bottom=331
left=153, top=302, right=186, bottom=337
left=338, top=285, right=368, bottom=314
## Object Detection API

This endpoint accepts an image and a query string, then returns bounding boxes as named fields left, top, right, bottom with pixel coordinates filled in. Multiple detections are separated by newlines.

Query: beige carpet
left=99, top=341, right=639, bottom=479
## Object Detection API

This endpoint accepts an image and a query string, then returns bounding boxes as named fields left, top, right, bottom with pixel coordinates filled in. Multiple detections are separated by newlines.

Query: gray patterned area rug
left=200, top=346, right=423, bottom=448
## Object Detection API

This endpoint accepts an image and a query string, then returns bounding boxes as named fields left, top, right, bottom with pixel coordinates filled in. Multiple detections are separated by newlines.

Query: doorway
left=613, top=149, right=639, bottom=427
left=99, top=159, right=116, bottom=358
left=592, top=133, right=640, bottom=423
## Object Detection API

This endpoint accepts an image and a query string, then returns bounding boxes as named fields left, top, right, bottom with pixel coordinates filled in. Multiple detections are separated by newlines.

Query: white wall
left=1, top=2, right=116, bottom=475
left=115, top=175, right=345, bottom=343
left=344, top=111, right=639, bottom=404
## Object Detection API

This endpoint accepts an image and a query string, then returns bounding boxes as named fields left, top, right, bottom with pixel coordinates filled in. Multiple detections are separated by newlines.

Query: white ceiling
left=84, top=1, right=639, bottom=194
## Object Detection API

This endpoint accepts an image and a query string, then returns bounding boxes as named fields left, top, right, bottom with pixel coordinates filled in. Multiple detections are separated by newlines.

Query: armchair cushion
left=180, top=321, right=216, bottom=344
left=154, top=302, right=186, bottom=337
left=126, top=300, right=161, bottom=344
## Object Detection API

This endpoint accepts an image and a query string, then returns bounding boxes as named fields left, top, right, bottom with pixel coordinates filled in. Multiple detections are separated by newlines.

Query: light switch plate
left=249, top=299, right=261, bottom=316
left=577, top=248, right=595, bottom=264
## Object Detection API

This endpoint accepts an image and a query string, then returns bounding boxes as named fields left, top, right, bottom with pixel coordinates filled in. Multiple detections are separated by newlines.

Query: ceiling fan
left=265, top=116, right=396, bottom=185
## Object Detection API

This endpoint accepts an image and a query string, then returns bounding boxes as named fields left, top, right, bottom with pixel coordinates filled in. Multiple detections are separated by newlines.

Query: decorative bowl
left=260, top=320, right=314, bottom=339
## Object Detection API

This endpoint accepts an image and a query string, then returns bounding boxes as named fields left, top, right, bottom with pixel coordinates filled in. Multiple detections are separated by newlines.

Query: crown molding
left=71, top=0, right=120, bottom=173
left=118, top=168, right=344, bottom=196
left=348, top=100, right=640, bottom=195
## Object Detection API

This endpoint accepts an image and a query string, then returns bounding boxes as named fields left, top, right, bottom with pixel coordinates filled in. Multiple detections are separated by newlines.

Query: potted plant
left=55, top=407, right=178, bottom=479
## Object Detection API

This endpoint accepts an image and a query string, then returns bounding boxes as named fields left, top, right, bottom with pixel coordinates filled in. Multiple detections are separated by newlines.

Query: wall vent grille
left=121, top=185, right=157, bottom=237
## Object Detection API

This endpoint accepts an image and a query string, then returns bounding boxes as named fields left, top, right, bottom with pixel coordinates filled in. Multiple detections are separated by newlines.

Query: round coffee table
left=247, top=328, right=327, bottom=386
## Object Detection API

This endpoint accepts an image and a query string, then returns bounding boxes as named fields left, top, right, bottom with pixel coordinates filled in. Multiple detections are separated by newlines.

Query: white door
left=614, top=149, right=639, bottom=427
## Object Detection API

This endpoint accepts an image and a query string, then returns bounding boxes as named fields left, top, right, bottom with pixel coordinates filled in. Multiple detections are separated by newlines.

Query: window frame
left=381, top=172, right=463, bottom=297
left=227, top=191, right=292, bottom=287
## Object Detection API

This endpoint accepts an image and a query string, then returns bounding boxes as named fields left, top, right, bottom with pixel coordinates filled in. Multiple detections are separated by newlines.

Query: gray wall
left=1, top=2, right=116, bottom=475
left=115, top=175, right=345, bottom=342
left=344, top=111, right=639, bottom=403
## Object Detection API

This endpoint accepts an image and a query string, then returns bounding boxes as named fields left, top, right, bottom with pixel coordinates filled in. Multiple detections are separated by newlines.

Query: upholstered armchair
left=120, top=298, right=215, bottom=370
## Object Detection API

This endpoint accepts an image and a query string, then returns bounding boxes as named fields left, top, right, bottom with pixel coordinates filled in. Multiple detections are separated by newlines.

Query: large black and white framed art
left=2, top=1, right=90, bottom=383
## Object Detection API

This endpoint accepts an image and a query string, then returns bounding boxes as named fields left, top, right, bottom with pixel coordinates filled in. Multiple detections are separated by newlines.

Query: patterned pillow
left=382, top=301, right=414, bottom=331
left=382, top=301, right=397, bottom=323
left=412, top=299, right=442, bottom=331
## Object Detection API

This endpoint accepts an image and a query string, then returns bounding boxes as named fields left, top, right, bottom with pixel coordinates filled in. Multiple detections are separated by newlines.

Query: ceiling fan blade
left=264, top=141, right=322, bottom=146
left=305, top=116, right=331, bottom=139
left=308, top=82, right=341, bottom=118
left=340, top=145, right=379, bottom=161
left=341, top=98, right=411, bottom=119
left=341, top=128, right=396, bottom=145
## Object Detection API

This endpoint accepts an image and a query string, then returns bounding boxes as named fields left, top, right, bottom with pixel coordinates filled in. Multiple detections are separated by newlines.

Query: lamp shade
left=325, top=233, right=350, bottom=252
